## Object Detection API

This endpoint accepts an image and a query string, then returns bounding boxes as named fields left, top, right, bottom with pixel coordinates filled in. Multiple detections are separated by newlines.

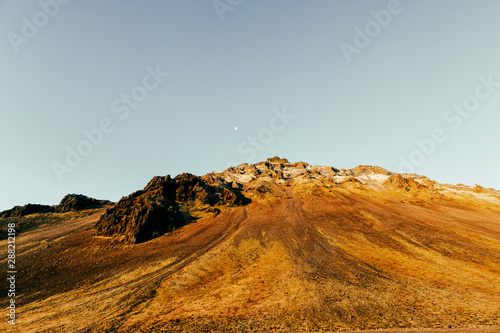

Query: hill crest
left=93, top=156, right=500, bottom=244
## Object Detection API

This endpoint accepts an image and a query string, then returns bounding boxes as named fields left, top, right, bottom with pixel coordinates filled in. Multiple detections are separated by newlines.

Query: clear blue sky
left=1, top=0, right=499, bottom=211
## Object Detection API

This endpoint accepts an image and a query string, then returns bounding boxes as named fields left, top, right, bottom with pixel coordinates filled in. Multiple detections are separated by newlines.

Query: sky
left=0, top=0, right=499, bottom=211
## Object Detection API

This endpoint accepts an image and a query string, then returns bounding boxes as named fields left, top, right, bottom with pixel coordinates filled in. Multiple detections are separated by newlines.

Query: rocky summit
left=0, top=193, right=111, bottom=218
left=95, top=173, right=247, bottom=244
left=95, top=156, right=500, bottom=246
left=1, top=157, right=499, bottom=333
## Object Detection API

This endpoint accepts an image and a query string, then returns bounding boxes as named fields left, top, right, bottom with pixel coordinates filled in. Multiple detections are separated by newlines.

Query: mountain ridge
left=1, top=157, right=499, bottom=332
left=0, top=193, right=112, bottom=218
left=93, top=156, right=500, bottom=244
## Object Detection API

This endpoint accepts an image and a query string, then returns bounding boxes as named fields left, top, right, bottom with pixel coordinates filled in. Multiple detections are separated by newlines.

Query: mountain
left=94, top=172, right=248, bottom=244
left=0, top=194, right=113, bottom=237
left=1, top=157, right=499, bottom=333
left=0, top=194, right=112, bottom=218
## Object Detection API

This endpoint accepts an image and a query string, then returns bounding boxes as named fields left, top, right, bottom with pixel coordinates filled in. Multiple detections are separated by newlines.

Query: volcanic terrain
left=1, top=157, right=499, bottom=332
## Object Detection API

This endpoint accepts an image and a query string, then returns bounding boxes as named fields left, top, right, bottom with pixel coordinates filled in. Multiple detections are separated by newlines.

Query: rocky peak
left=145, top=175, right=173, bottom=191
left=290, top=161, right=310, bottom=169
left=89, top=157, right=500, bottom=243
left=350, top=165, right=392, bottom=177
left=383, top=174, right=424, bottom=192
left=0, top=204, right=53, bottom=218
left=94, top=173, right=249, bottom=244
left=0, top=194, right=112, bottom=218
left=56, top=194, right=112, bottom=213
left=266, top=156, right=290, bottom=164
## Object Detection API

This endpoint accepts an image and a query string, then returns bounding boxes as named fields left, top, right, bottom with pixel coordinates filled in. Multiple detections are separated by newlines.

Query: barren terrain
left=1, top=157, right=499, bottom=332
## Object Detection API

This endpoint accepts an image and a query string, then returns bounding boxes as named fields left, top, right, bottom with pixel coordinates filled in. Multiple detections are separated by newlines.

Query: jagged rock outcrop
left=350, top=165, right=393, bottom=176
left=63, top=156, right=500, bottom=244
left=56, top=194, right=112, bottom=213
left=266, top=156, right=290, bottom=164
left=0, top=204, right=54, bottom=218
left=383, top=174, right=424, bottom=192
left=291, top=161, right=309, bottom=169
left=94, top=173, right=248, bottom=244
left=0, top=194, right=111, bottom=218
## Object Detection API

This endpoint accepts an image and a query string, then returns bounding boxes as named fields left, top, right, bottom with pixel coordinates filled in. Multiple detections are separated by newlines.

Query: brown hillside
left=1, top=157, right=499, bottom=332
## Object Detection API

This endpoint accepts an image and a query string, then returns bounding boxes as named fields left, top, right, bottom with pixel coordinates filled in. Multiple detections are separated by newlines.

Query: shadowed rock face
left=56, top=194, right=112, bottom=213
left=94, top=173, right=248, bottom=244
left=0, top=204, right=54, bottom=218
left=0, top=194, right=111, bottom=218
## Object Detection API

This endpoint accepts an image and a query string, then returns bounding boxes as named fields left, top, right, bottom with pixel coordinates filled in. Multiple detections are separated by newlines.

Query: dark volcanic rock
left=0, top=194, right=112, bottom=218
left=94, top=173, right=248, bottom=244
left=56, top=194, right=112, bottom=213
left=0, top=204, right=54, bottom=218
